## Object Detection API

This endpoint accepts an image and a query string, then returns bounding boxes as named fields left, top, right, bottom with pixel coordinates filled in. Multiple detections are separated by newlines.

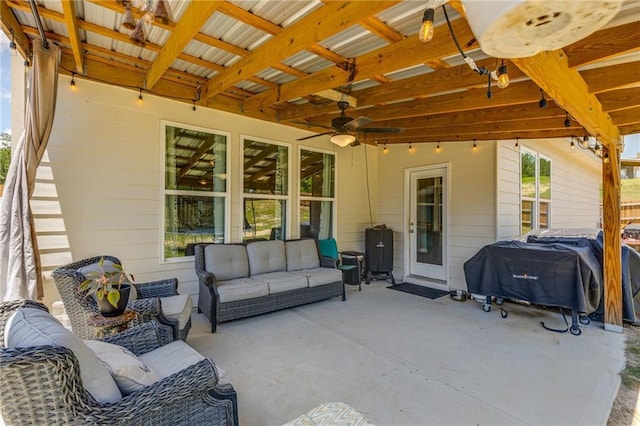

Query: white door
left=408, top=167, right=447, bottom=281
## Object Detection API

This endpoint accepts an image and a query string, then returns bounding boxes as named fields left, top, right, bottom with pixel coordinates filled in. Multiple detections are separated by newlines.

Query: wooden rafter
left=206, top=1, right=400, bottom=98
left=60, top=0, right=83, bottom=73
left=0, top=0, right=29, bottom=58
left=146, top=1, right=224, bottom=89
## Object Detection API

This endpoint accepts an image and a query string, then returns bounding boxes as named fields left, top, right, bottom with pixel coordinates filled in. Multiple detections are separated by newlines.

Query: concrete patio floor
left=187, top=281, right=626, bottom=426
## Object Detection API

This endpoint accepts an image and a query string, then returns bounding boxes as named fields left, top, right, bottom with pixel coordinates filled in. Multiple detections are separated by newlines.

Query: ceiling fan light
left=330, top=133, right=356, bottom=147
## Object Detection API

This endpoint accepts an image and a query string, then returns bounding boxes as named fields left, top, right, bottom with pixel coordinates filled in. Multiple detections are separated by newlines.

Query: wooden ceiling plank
left=510, top=50, right=620, bottom=148
left=60, top=0, right=84, bottom=73
left=582, top=61, right=640, bottom=94
left=620, top=123, right=640, bottom=135
left=359, top=16, right=404, bottom=42
left=146, top=1, right=224, bottom=89
left=206, top=1, right=400, bottom=98
left=610, top=106, right=640, bottom=127
left=565, top=21, right=640, bottom=68
left=0, top=0, right=29, bottom=58
left=380, top=129, right=579, bottom=143
left=598, top=87, right=640, bottom=113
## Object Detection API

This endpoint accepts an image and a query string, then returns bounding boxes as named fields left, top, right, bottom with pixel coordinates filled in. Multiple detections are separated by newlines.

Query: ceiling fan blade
left=349, top=138, right=361, bottom=147
left=290, top=121, right=334, bottom=130
left=296, top=131, right=334, bottom=141
left=359, top=127, right=404, bottom=134
left=344, top=116, right=374, bottom=130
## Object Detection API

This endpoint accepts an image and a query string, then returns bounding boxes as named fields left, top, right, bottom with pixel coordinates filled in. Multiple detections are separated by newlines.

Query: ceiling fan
left=295, top=101, right=403, bottom=147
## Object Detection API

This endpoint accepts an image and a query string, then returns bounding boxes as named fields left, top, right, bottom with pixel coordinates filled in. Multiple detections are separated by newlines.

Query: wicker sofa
left=0, top=300, right=237, bottom=426
left=195, top=239, right=345, bottom=332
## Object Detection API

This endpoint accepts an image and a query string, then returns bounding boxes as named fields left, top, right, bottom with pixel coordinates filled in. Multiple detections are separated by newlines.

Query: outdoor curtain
left=0, top=42, right=60, bottom=301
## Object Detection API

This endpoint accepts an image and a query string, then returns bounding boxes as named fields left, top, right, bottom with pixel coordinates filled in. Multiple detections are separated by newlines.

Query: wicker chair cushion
left=159, top=294, right=193, bottom=330
left=291, top=268, right=343, bottom=287
left=216, top=278, right=269, bottom=303
left=139, top=340, right=205, bottom=379
left=246, top=240, right=286, bottom=275
left=78, top=260, right=138, bottom=300
left=84, top=340, right=160, bottom=394
left=252, top=271, right=309, bottom=293
left=5, top=308, right=122, bottom=403
left=285, top=239, right=321, bottom=271
left=203, top=244, right=249, bottom=281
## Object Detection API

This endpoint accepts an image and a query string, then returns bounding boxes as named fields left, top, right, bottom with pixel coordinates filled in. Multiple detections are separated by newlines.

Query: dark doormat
left=387, top=283, right=449, bottom=300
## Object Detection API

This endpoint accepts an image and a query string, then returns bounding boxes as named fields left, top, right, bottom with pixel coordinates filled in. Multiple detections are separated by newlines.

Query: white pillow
left=84, top=340, right=160, bottom=394
left=5, top=308, right=122, bottom=403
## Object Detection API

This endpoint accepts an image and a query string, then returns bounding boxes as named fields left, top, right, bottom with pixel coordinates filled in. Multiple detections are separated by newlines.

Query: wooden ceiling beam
left=60, top=0, right=83, bottom=73
left=206, top=1, right=400, bottom=98
left=378, top=129, right=578, bottom=144
left=620, top=123, right=640, bottom=135
left=359, top=16, right=404, bottom=42
left=598, top=87, right=640, bottom=113
left=146, top=1, right=224, bottom=89
left=610, top=107, right=640, bottom=127
left=581, top=61, right=640, bottom=94
left=565, top=21, right=640, bottom=68
left=0, top=0, right=30, bottom=58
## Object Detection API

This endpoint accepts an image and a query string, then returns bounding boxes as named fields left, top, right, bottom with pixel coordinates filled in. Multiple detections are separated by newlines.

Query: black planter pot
left=96, top=284, right=131, bottom=317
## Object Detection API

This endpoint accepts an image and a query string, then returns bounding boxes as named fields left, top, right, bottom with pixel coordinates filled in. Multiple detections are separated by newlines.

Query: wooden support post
left=602, top=144, right=623, bottom=332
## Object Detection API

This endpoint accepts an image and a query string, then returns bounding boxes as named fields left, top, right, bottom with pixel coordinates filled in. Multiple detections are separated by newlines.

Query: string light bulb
left=473, top=140, right=477, bottom=151
left=436, top=141, right=441, bottom=152
left=419, top=8, right=435, bottom=43
left=192, top=100, right=196, bottom=111
left=408, top=143, right=415, bottom=153
left=9, top=29, right=17, bottom=56
left=570, top=138, right=575, bottom=150
left=564, top=112, right=571, bottom=128
left=538, top=89, right=547, bottom=108
left=383, top=143, right=388, bottom=154
left=515, top=138, right=519, bottom=148
left=496, top=60, right=509, bottom=89
left=138, top=88, right=143, bottom=104
left=70, top=72, right=77, bottom=89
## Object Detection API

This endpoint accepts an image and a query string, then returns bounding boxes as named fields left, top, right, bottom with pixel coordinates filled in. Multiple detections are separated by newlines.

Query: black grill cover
left=464, top=241, right=602, bottom=314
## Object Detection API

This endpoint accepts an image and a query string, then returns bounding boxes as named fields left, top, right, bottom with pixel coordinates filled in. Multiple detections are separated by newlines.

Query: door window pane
left=416, top=177, right=443, bottom=266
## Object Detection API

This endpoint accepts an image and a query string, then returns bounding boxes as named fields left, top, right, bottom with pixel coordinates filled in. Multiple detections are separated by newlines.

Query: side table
left=88, top=309, right=135, bottom=338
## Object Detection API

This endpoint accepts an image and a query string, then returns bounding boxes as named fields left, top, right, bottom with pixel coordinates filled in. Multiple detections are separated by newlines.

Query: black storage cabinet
left=365, top=227, right=396, bottom=284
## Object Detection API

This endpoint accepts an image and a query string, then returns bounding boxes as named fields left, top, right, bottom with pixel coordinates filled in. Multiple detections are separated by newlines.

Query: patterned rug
left=387, top=283, right=449, bottom=300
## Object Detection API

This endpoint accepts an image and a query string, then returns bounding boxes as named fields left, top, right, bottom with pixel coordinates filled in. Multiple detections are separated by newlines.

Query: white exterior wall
left=375, top=141, right=497, bottom=290
left=34, top=77, right=373, bottom=305
left=496, top=139, right=601, bottom=241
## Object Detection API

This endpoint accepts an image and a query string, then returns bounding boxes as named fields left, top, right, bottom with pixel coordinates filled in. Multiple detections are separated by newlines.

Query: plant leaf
left=107, top=290, right=120, bottom=308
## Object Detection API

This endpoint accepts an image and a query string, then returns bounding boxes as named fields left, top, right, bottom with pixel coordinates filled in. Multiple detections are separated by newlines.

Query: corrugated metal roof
left=321, top=25, right=389, bottom=58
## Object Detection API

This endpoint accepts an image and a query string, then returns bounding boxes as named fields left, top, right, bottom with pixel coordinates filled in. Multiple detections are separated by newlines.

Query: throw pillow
left=84, top=340, right=160, bottom=394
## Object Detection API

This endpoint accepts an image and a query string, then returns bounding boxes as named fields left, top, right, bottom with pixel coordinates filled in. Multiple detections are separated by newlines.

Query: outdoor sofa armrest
left=127, top=298, right=181, bottom=340
left=320, top=255, right=338, bottom=269
left=134, top=278, right=178, bottom=298
left=99, top=321, right=174, bottom=356
left=82, top=359, right=224, bottom=424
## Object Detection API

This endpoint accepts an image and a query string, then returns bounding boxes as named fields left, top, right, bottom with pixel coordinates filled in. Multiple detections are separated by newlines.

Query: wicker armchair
left=0, top=300, right=238, bottom=426
left=52, top=255, right=192, bottom=341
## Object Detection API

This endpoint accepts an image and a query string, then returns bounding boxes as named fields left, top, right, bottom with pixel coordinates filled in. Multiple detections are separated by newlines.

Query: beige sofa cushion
left=252, top=271, right=309, bottom=293
left=286, top=239, right=320, bottom=271
left=246, top=240, right=286, bottom=275
left=160, top=294, right=193, bottom=329
left=5, top=308, right=122, bottom=403
left=291, top=268, right=343, bottom=287
left=217, top=278, right=269, bottom=302
left=203, top=244, right=249, bottom=281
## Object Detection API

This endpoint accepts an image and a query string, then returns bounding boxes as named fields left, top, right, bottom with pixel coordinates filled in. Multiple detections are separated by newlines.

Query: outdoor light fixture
left=70, top=72, right=77, bottom=89
left=330, top=133, right=356, bottom=147
left=129, top=20, right=146, bottom=47
left=122, top=5, right=137, bottom=30
left=138, top=88, right=143, bottom=104
left=436, top=141, right=441, bottom=152
left=538, top=89, right=547, bottom=108
left=409, top=143, right=415, bottom=153
left=192, top=100, right=196, bottom=111
left=570, top=138, right=575, bottom=150
left=496, top=60, right=509, bottom=89
left=419, top=8, right=435, bottom=43
left=473, top=140, right=477, bottom=151
left=564, top=112, right=571, bottom=128
left=383, top=143, right=388, bottom=154
left=515, top=138, right=519, bottom=148
left=9, top=29, right=17, bottom=56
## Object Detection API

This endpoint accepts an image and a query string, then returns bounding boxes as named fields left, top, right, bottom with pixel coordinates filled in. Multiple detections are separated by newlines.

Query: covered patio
left=187, top=282, right=626, bottom=425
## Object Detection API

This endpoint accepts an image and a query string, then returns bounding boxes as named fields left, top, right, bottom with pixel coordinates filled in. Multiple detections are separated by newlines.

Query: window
left=520, top=149, right=551, bottom=234
left=243, top=138, right=289, bottom=242
left=299, top=148, right=335, bottom=239
left=162, top=122, right=228, bottom=261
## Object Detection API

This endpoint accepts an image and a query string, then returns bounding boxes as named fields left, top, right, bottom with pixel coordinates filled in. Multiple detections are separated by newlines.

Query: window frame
left=519, top=147, right=552, bottom=234
left=298, top=145, right=336, bottom=240
left=241, top=135, right=291, bottom=241
left=160, top=120, right=231, bottom=264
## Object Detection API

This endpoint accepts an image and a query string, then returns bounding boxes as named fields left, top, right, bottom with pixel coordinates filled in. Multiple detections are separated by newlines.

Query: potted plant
left=80, top=257, right=135, bottom=317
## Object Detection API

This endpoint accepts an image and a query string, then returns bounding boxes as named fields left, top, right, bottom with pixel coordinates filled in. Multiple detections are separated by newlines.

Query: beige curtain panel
left=0, top=42, right=60, bottom=301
